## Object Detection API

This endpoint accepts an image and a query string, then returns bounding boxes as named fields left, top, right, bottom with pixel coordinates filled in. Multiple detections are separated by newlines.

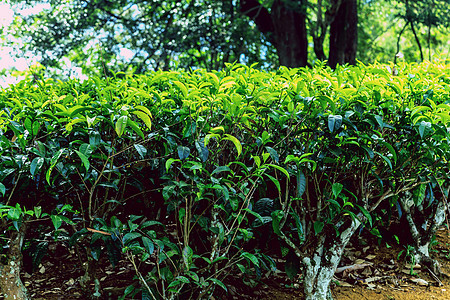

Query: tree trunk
left=302, top=217, right=361, bottom=300
left=240, top=0, right=308, bottom=67
left=328, top=0, right=358, bottom=68
left=0, top=223, right=29, bottom=300
left=271, top=0, right=308, bottom=67
left=400, top=194, right=447, bottom=275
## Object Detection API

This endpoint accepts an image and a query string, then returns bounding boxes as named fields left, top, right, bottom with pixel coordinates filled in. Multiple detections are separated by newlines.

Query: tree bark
left=302, top=217, right=361, bottom=300
left=240, top=0, right=308, bottom=67
left=328, top=0, right=358, bottom=68
left=399, top=193, right=447, bottom=275
left=0, top=223, right=29, bottom=300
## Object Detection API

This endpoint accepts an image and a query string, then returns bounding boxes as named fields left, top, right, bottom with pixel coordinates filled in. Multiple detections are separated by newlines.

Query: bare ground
left=3, top=227, right=450, bottom=299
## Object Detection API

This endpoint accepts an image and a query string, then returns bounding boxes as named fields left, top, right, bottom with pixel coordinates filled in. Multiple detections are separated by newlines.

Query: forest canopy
left=2, top=0, right=450, bottom=78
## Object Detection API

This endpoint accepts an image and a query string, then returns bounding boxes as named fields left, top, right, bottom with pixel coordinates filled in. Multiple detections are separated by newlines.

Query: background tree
left=7, top=0, right=275, bottom=75
left=2, top=0, right=449, bottom=78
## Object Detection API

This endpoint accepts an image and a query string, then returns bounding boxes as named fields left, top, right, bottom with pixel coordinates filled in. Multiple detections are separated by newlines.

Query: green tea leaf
left=265, top=164, right=289, bottom=179
left=165, top=158, right=180, bottom=172
left=355, top=204, right=372, bottom=227
left=142, top=237, right=154, bottom=255
left=328, top=115, right=343, bottom=133
left=134, top=144, right=147, bottom=159
left=46, top=148, right=65, bottom=185
left=74, top=150, right=90, bottom=172
left=177, top=146, right=190, bottom=160
left=0, top=183, right=5, bottom=197
left=173, top=81, right=188, bottom=98
left=241, top=252, right=259, bottom=267
left=418, top=121, right=432, bottom=138
left=332, top=183, right=343, bottom=199
left=34, top=206, right=42, bottom=218
left=182, top=246, right=193, bottom=270
left=127, top=118, right=144, bottom=139
left=271, top=210, right=283, bottom=235
left=211, top=166, right=231, bottom=176
left=314, top=221, right=324, bottom=235
left=265, top=146, right=279, bottom=163
left=30, top=157, right=44, bottom=176
left=209, top=278, right=228, bottom=292
left=115, top=115, right=128, bottom=137
left=32, top=121, right=40, bottom=136
left=296, top=171, right=306, bottom=198
left=195, top=140, right=209, bottom=162
left=132, top=110, right=152, bottom=131
left=51, top=215, right=63, bottom=230
left=7, top=207, right=21, bottom=221
left=222, top=134, right=242, bottom=157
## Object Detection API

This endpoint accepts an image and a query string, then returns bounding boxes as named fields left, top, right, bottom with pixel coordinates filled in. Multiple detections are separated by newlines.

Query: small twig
left=426, top=266, right=443, bottom=286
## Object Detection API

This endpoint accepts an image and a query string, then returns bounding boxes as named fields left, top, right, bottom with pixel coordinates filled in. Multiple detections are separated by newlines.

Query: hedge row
left=0, top=60, right=449, bottom=299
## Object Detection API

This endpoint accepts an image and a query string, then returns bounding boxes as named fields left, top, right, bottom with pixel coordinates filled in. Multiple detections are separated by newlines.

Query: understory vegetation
left=0, top=60, right=450, bottom=299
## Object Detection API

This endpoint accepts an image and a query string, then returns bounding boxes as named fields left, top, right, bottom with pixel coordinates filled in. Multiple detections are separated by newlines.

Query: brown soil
left=3, top=228, right=450, bottom=299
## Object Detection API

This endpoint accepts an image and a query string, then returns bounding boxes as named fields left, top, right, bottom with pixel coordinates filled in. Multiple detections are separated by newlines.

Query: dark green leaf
left=0, top=183, right=5, bottom=197
left=296, top=171, right=306, bottom=198
left=134, top=144, right=147, bottom=159
left=177, top=146, right=190, bottom=160
left=123, top=232, right=142, bottom=245
left=314, top=221, right=324, bottom=235
left=142, top=237, right=154, bottom=255
left=328, top=115, right=342, bottom=133
left=30, top=157, right=44, bottom=176
left=209, top=278, right=227, bottom=292
left=74, top=150, right=90, bottom=172
left=271, top=210, right=283, bottom=235
left=211, top=166, right=231, bottom=176
left=355, top=204, right=372, bottom=227
left=195, top=140, right=209, bottom=162
left=332, top=183, right=343, bottom=199
left=241, top=252, right=259, bottom=267
left=265, top=146, right=279, bottom=163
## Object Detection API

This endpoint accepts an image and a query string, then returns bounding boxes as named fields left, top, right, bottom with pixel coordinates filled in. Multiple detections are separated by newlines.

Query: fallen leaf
left=405, top=263, right=421, bottom=269
left=365, top=276, right=383, bottom=283
left=336, top=263, right=372, bottom=273
left=361, top=267, right=373, bottom=276
left=365, top=254, right=376, bottom=260
left=410, top=278, right=428, bottom=286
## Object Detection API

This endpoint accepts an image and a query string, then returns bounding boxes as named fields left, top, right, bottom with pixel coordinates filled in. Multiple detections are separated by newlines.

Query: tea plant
left=0, top=60, right=449, bottom=299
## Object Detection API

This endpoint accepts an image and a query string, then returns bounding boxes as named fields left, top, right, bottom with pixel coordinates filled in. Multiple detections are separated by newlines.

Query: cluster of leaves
left=1, top=60, right=450, bottom=298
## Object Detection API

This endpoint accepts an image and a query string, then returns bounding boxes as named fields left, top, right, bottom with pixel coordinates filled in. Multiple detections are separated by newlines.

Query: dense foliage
left=0, top=60, right=450, bottom=299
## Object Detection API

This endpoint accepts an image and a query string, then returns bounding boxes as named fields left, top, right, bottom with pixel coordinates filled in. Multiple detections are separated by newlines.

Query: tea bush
left=0, top=60, right=449, bottom=299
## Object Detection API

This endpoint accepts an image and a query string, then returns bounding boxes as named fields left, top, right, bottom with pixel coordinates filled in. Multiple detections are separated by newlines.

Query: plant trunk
left=0, top=223, right=29, bottom=300
left=328, top=0, right=358, bottom=68
left=400, top=196, right=447, bottom=275
left=302, top=217, right=361, bottom=300
left=80, top=255, right=102, bottom=299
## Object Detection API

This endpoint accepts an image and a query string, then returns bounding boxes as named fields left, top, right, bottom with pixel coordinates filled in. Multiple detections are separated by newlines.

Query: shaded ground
left=3, top=227, right=450, bottom=299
